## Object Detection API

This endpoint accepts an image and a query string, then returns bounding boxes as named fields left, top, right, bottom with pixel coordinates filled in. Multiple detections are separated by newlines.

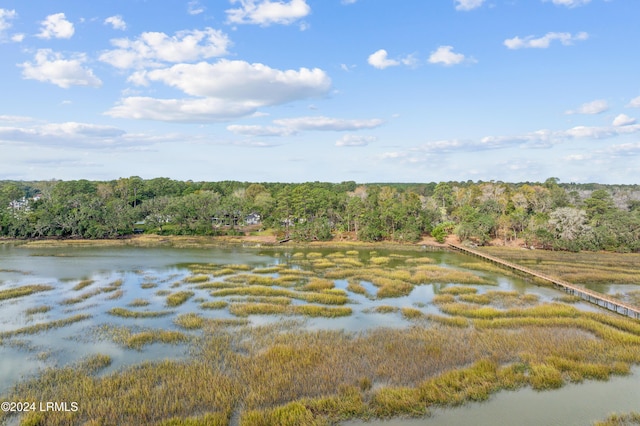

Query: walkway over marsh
left=447, top=243, right=640, bottom=319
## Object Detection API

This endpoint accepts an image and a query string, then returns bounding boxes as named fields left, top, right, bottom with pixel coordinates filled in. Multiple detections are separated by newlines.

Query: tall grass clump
left=166, top=291, right=195, bottom=307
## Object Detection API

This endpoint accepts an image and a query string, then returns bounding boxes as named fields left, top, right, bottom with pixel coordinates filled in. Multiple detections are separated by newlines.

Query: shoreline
left=1, top=234, right=451, bottom=251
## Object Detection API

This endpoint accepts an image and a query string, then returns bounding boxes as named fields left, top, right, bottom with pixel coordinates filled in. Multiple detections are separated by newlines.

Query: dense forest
left=1, top=177, right=639, bottom=252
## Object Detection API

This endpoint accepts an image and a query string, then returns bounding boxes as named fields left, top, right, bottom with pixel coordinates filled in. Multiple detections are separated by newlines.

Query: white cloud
left=428, top=46, right=467, bottom=66
left=544, top=0, right=591, bottom=8
left=504, top=32, right=588, bottom=49
left=106, top=61, right=331, bottom=122
left=106, top=97, right=262, bottom=123
left=612, top=114, right=636, bottom=127
left=188, top=1, right=205, bottom=15
left=273, top=116, right=383, bottom=131
left=0, top=115, right=34, bottom=123
left=104, top=15, right=126, bottom=31
left=342, top=0, right=358, bottom=4
left=37, top=13, right=74, bottom=39
left=99, top=28, right=230, bottom=69
left=227, top=124, right=294, bottom=137
left=226, top=0, right=311, bottom=26
left=0, top=122, right=126, bottom=147
left=336, top=134, right=377, bottom=147
left=368, top=49, right=398, bottom=69
left=454, top=0, right=486, bottom=11
left=11, top=33, right=24, bottom=42
left=367, top=49, right=415, bottom=70
left=20, top=49, right=102, bottom=89
left=0, top=8, right=16, bottom=34
left=607, top=142, right=640, bottom=156
left=565, top=99, right=609, bottom=115
left=627, top=96, right=640, bottom=108
left=135, top=60, right=330, bottom=102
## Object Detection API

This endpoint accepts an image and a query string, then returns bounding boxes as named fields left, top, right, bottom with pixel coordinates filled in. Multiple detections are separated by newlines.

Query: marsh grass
left=401, top=307, right=424, bottom=319
left=594, top=412, right=640, bottom=426
left=372, top=305, right=399, bottom=314
left=140, top=282, right=158, bottom=289
left=0, top=284, right=53, bottom=301
left=346, top=279, right=368, bottom=296
left=108, top=307, right=173, bottom=318
left=4, top=305, right=640, bottom=426
left=212, top=286, right=348, bottom=305
left=0, top=314, right=91, bottom=338
left=183, top=275, right=209, bottom=283
left=106, top=289, right=123, bottom=300
left=479, top=247, right=640, bottom=285
left=61, top=290, right=102, bottom=305
left=128, top=298, right=150, bottom=307
left=229, top=303, right=352, bottom=318
left=71, top=279, right=94, bottom=291
left=174, top=313, right=205, bottom=329
left=301, top=278, right=335, bottom=292
left=554, top=294, right=584, bottom=303
left=95, top=325, right=188, bottom=350
left=24, top=305, right=51, bottom=315
left=166, top=291, right=195, bottom=307
left=4, top=248, right=640, bottom=425
left=200, top=301, right=229, bottom=310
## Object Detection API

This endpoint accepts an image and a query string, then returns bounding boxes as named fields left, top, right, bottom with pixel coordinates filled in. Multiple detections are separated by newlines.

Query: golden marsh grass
left=0, top=284, right=53, bottom=301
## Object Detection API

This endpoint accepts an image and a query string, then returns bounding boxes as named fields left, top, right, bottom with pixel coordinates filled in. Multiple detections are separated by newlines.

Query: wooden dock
left=447, top=243, right=640, bottom=319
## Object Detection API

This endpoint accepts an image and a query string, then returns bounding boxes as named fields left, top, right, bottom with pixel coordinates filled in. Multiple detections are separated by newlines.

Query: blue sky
left=0, top=0, right=639, bottom=183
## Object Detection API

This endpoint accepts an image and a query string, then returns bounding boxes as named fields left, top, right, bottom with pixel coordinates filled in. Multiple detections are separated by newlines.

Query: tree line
left=1, top=177, right=639, bottom=252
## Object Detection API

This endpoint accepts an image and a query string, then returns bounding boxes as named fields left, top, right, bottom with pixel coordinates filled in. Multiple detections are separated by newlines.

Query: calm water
left=1, top=243, right=638, bottom=423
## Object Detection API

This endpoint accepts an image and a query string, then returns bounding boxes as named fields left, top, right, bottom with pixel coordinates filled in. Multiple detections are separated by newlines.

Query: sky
left=0, top=0, right=639, bottom=184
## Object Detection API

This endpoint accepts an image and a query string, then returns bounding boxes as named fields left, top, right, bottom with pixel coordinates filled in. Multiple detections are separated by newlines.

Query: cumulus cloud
left=273, top=116, right=383, bottom=131
left=504, top=31, right=588, bottom=49
left=336, top=134, right=377, bottom=147
left=20, top=49, right=102, bottom=88
left=134, top=60, right=330, bottom=102
left=544, top=0, right=591, bottom=8
left=226, top=0, right=311, bottom=26
left=454, top=0, right=486, bottom=11
left=368, top=49, right=398, bottom=69
left=428, top=46, right=467, bottom=66
left=37, top=13, right=74, bottom=39
left=627, top=96, right=640, bottom=108
left=612, top=114, right=637, bottom=127
left=104, top=15, right=126, bottom=31
left=99, top=28, right=230, bottom=69
left=565, top=99, right=609, bottom=115
left=367, top=49, right=416, bottom=69
left=107, top=60, right=331, bottom=122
